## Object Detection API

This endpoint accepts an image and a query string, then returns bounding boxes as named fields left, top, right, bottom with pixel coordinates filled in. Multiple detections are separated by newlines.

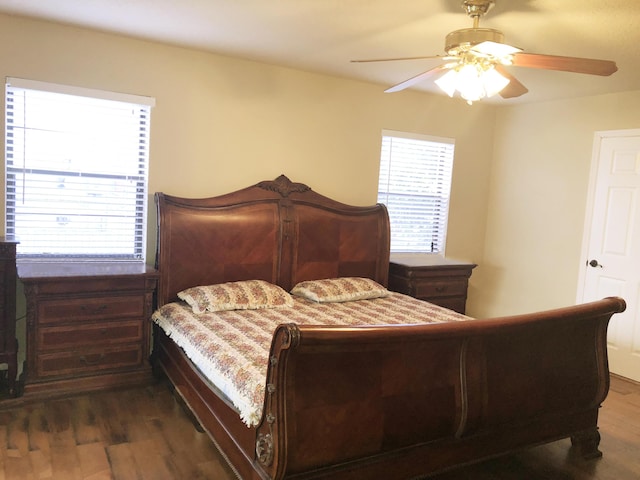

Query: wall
left=0, top=13, right=495, bottom=317
left=478, top=90, right=640, bottom=317
left=1, top=11, right=636, bottom=328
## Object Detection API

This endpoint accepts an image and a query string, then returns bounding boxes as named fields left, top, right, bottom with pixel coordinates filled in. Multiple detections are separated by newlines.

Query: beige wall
left=7, top=12, right=636, bottom=321
left=0, top=13, right=494, bottom=312
left=477, top=90, right=640, bottom=317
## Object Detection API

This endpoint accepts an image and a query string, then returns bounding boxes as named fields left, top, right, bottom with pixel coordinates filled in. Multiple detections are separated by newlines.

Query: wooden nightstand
left=388, top=253, right=476, bottom=314
left=17, top=262, right=158, bottom=398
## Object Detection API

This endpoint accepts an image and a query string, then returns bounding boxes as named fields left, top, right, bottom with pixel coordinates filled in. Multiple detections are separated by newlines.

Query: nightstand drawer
left=37, top=344, right=143, bottom=378
left=37, top=295, right=145, bottom=324
left=38, top=320, right=144, bottom=351
left=414, top=280, right=468, bottom=299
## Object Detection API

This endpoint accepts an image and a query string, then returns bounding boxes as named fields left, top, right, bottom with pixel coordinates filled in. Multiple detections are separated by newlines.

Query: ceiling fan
left=353, top=0, right=617, bottom=103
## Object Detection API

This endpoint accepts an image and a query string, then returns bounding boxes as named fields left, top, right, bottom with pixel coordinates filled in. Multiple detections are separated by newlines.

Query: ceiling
left=0, top=0, right=637, bottom=105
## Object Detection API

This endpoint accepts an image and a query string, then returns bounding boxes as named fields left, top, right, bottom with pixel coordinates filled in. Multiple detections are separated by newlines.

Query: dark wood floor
left=0, top=375, right=637, bottom=479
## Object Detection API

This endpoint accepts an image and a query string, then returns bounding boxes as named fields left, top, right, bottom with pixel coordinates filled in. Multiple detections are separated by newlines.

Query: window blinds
left=377, top=131, right=455, bottom=253
left=4, top=78, right=154, bottom=261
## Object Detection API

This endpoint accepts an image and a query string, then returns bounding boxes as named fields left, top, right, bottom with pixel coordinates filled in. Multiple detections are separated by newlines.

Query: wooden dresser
left=388, top=253, right=476, bottom=314
left=0, top=237, right=19, bottom=396
left=17, top=262, right=158, bottom=398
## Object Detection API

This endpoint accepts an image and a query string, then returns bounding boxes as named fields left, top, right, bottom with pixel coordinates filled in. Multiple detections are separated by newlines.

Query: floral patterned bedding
left=152, top=292, right=471, bottom=426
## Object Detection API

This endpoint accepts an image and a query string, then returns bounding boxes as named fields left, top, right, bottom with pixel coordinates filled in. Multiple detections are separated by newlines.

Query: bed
left=150, top=174, right=626, bottom=480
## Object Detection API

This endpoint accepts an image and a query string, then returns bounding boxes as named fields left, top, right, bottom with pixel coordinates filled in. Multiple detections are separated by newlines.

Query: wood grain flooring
left=0, top=382, right=237, bottom=479
left=0, top=375, right=637, bottom=479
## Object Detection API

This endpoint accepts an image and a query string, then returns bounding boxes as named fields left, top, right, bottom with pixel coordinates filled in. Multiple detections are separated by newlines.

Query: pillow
left=178, top=280, right=294, bottom=314
left=291, top=277, right=390, bottom=303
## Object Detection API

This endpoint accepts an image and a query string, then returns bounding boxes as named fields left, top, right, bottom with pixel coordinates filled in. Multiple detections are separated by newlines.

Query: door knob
left=587, top=259, right=603, bottom=268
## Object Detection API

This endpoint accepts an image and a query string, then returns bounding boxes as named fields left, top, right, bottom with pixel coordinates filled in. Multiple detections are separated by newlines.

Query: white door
left=578, top=129, right=640, bottom=382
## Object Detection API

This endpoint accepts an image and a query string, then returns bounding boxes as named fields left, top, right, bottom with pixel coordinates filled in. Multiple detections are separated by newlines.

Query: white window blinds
left=4, top=78, right=155, bottom=261
left=377, top=130, right=455, bottom=254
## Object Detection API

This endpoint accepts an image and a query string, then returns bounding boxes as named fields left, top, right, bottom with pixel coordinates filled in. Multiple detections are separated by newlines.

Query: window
left=377, top=130, right=455, bottom=254
left=4, top=78, right=155, bottom=262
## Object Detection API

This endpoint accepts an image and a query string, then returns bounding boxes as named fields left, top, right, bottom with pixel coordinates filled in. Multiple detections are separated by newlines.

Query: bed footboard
left=254, top=297, right=625, bottom=480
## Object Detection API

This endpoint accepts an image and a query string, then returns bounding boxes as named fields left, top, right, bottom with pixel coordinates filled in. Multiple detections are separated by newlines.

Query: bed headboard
left=154, top=175, right=390, bottom=306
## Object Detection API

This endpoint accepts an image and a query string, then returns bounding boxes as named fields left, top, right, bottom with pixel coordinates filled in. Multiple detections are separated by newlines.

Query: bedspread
left=152, top=292, right=471, bottom=426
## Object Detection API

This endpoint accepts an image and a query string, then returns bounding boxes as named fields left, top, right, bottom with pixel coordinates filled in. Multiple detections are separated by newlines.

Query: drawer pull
left=435, top=286, right=448, bottom=293
left=79, top=353, right=106, bottom=365
left=80, top=304, right=108, bottom=314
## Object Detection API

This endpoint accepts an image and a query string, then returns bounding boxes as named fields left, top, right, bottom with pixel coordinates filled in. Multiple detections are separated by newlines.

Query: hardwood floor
left=0, top=375, right=637, bottom=479
left=0, top=381, right=237, bottom=479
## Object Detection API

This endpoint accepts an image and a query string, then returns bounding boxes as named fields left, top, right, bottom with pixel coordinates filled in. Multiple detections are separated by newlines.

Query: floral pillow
left=178, top=279, right=294, bottom=314
left=291, top=277, right=390, bottom=303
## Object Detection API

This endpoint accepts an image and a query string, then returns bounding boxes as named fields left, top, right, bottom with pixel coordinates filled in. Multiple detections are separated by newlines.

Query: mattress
left=152, top=292, right=471, bottom=426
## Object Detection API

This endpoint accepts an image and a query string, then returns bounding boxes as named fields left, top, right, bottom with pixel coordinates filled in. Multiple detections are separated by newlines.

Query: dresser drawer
left=38, top=320, right=144, bottom=351
left=36, top=344, right=144, bottom=378
left=37, top=295, right=145, bottom=324
left=414, top=280, right=468, bottom=299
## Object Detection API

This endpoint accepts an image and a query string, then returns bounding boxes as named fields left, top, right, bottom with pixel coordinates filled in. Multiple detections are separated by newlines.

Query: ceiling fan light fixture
left=457, top=64, right=486, bottom=103
left=435, top=62, right=510, bottom=104
left=363, top=0, right=616, bottom=100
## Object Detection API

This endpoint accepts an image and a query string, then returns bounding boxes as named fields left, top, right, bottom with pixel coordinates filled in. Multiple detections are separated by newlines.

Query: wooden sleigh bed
left=151, top=174, right=626, bottom=480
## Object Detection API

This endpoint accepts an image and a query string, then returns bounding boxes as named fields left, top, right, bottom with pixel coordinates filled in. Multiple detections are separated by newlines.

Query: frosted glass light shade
left=434, top=69, right=458, bottom=97
left=456, top=64, right=485, bottom=103
left=482, top=66, right=510, bottom=97
left=434, top=62, right=511, bottom=104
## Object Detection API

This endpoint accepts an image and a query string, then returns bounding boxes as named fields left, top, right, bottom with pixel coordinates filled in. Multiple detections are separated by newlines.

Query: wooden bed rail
left=255, top=296, right=626, bottom=480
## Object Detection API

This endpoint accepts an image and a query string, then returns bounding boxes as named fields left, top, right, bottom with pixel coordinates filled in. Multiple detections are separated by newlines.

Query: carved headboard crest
left=257, top=175, right=311, bottom=198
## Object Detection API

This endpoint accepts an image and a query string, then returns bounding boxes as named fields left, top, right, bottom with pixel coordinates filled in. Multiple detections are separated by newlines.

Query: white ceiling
left=0, top=0, right=637, bottom=105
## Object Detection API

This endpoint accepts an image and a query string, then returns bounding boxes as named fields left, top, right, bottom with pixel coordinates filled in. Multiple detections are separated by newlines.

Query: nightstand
left=388, top=253, right=476, bottom=314
left=17, top=262, right=158, bottom=398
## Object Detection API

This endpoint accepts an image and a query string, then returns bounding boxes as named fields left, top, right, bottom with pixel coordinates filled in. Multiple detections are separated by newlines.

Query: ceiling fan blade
left=494, top=65, right=529, bottom=98
left=512, top=53, right=617, bottom=76
left=384, top=64, right=451, bottom=93
left=351, top=55, right=444, bottom=63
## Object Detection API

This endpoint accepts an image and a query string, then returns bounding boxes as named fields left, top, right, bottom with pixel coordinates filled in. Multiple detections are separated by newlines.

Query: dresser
left=388, top=253, right=476, bottom=314
left=17, top=262, right=158, bottom=398
left=0, top=238, right=18, bottom=396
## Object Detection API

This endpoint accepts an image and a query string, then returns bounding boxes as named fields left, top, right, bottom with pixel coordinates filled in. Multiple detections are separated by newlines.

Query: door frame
left=576, top=128, right=640, bottom=303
